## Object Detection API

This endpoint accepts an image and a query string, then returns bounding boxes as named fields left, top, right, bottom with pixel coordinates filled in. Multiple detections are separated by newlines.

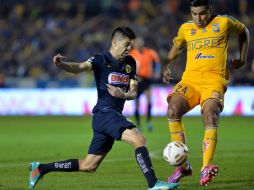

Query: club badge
left=212, top=23, right=220, bottom=32
left=125, top=64, right=132, bottom=74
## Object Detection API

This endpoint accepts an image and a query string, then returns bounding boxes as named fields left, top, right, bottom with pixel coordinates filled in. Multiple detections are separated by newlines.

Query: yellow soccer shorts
left=167, top=78, right=226, bottom=111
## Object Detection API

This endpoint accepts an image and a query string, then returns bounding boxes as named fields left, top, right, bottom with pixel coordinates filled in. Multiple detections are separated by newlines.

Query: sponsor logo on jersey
left=212, top=23, right=220, bottom=32
left=187, top=36, right=224, bottom=51
left=191, top=29, right=196, bottom=36
left=108, top=72, right=129, bottom=85
left=195, top=53, right=215, bottom=59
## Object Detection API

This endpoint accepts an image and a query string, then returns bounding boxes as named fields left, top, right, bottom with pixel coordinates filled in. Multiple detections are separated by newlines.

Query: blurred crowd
left=0, top=0, right=254, bottom=87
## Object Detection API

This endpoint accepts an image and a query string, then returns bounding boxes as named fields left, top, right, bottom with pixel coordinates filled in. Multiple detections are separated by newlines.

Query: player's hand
left=161, top=65, right=173, bottom=84
left=107, top=84, right=125, bottom=99
left=53, top=54, right=65, bottom=67
left=228, top=58, right=245, bottom=70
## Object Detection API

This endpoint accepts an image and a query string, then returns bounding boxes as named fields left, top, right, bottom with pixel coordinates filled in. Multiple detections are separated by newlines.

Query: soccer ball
left=163, top=141, right=189, bottom=166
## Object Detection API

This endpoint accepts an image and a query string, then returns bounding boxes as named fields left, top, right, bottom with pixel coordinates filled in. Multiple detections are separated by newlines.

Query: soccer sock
left=135, top=109, right=140, bottom=127
left=135, top=146, right=157, bottom=188
left=168, top=119, right=186, bottom=143
left=169, top=119, right=188, bottom=168
left=202, top=127, right=217, bottom=170
left=147, top=103, right=152, bottom=122
left=39, top=159, right=79, bottom=176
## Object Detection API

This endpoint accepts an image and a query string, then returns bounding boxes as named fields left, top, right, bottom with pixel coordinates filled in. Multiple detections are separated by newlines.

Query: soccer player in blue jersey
left=29, top=27, right=178, bottom=190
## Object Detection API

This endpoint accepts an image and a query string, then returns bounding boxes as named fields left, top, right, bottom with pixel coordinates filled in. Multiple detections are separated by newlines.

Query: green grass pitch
left=0, top=116, right=254, bottom=190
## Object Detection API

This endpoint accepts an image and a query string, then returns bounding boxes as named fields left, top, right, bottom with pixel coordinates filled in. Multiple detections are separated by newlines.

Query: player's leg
left=167, top=82, right=201, bottom=183
left=78, top=130, right=114, bottom=173
left=144, top=87, right=153, bottom=132
left=167, top=94, right=189, bottom=143
left=78, top=153, right=107, bottom=172
left=29, top=111, right=113, bottom=190
left=29, top=139, right=109, bottom=189
left=135, top=95, right=141, bottom=130
left=135, top=79, right=143, bottom=131
left=167, top=94, right=192, bottom=183
left=200, top=99, right=221, bottom=186
left=121, top=128, right=178, bottom=189
left=29, top=154, right=107, bottom=189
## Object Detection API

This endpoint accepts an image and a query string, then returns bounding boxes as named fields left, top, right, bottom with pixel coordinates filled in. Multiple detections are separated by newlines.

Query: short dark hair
left=111, top=26, right=136, bottom=40
left=189, top=0, right=210, bottom=7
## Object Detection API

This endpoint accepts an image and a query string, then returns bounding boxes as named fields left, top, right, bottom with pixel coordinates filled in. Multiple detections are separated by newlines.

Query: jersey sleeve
left=226, top=15, right=246, bottom=33
left=173, top=24, right=186, bottom=48
left=87, top=54, right=104, bottom=71
left=126, top=55, right=137, bottom=80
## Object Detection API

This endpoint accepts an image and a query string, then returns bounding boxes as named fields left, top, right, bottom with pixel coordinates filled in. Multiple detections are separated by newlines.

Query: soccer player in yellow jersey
left=161, top=0, right=249, bottom=187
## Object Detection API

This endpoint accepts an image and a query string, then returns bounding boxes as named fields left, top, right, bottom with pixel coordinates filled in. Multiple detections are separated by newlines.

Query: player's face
left=114, top=37, right=134, bottom=59
left=191, top=6, right=211, bottom=28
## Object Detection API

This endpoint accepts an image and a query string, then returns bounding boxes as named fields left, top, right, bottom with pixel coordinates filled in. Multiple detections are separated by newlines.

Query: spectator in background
left=0, top=71, right=8, bottom=88
left=130, top=37, right=161, bottom=132
left=0, top=0, right=253, bottom=87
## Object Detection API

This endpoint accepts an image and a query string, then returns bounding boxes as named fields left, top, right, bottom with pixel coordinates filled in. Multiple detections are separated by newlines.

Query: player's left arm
left=228, top=19, right=250, bottom=70
left=107, top=79, right=138, bottom=100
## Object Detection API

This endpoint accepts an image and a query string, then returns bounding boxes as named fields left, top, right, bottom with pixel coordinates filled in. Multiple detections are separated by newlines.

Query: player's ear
left=112, top=39, right=117, bottom=48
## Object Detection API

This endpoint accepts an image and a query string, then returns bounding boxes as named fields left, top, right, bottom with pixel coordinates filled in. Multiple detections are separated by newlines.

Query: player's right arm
left=162, top=24, right=186, bottom=84
left=161, top=44, right=181, bottom=84
left=53, top=54, right=92, bottom=74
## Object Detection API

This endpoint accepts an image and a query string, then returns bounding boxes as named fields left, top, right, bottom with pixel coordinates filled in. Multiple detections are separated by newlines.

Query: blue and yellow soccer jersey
left=173, top=15, right=246, bottom=85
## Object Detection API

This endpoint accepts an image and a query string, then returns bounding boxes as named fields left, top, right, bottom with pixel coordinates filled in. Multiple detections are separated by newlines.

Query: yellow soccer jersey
left=173, top=15, right=246, bottom=84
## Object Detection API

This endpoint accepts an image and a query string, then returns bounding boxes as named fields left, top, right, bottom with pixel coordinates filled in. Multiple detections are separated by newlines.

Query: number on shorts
left=175, top=84, right=188, bottom=94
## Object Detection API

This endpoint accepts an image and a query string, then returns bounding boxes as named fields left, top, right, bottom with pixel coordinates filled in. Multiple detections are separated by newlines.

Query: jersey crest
left=212, top=23, right=220, bottom=32
left=124, top=64, right=132, bottom=74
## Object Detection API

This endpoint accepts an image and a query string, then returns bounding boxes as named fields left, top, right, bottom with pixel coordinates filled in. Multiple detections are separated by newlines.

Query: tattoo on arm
left=59, top=61, right=92, bottom=74
left=123, top=80, right=138, bottom=100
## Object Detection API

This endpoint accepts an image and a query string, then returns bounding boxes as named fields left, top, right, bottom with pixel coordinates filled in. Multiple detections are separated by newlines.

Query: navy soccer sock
left=135, top=109, right=141, bottom=126
left=135, top=146, right=157, bottom=188
left=39, top=159, right=79, bottom=176
left=147, top=103, right=152, bottom=122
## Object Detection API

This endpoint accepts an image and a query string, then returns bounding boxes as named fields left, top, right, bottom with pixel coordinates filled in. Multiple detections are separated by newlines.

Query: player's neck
left=109, top=48, right=122, bottom=61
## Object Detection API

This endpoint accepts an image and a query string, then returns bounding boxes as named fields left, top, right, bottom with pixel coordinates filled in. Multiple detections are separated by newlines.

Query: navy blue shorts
left=88, top=108, right=135, bottom=154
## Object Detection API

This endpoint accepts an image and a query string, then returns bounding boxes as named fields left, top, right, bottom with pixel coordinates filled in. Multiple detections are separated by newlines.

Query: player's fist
left=161, top=64, right=172, bottom=84
left=107, top=84, right=125, bottom=99
left=228, top=58, right=245, bottom=70
left=53, top=54, right=65, bottom=67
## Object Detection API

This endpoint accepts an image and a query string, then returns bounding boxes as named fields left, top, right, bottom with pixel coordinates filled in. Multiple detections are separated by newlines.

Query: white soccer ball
left=163, top=141, right=189, bottom=166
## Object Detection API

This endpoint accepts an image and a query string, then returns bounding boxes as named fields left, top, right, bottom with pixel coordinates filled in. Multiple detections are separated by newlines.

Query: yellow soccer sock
left=168, top=119, right=186, bottom=143
left=168, top=119, right=188, bottom=168
left=202, top=127, right=217, bottom=170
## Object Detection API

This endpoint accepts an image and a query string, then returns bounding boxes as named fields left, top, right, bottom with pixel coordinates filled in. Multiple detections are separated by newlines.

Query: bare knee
left=202, top=103, right=221, bottom=126
left=127, top=132, right=146, bottom=148
left=168, top=103, right=180, bottom=118
left=133, top=134, right=146, bottom=148
left=167, top=95, right=189, bottom=119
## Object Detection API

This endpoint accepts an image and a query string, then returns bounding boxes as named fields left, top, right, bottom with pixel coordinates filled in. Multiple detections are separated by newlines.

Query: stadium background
left=0, top=0, right=253, bottom=116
